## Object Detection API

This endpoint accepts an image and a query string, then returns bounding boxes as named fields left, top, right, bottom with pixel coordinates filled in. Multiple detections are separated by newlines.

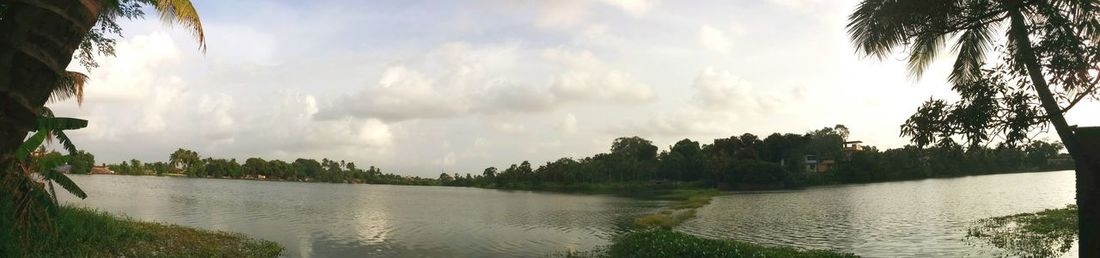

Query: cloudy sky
left=52, top=0, right=1100, bottom=177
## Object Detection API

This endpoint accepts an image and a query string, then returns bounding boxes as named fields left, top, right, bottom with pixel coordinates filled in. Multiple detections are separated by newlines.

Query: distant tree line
left=94, top=149, right=435, bottom=185
left=439, top=125, right=1072, bottom=189
left=83, top=125, right=1071, bottom=190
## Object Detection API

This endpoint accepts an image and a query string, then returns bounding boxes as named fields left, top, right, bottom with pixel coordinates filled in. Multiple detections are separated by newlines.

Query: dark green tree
left=849, top=0, right=1100, bottom=253
left=66, top=150, right=95, bottom=174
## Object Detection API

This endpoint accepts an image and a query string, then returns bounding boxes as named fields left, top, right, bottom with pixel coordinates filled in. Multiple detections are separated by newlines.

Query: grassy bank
left=9, top=206, right=283, bottom=257
left=967, top=205, right=1078, bottom=257
left=603, top=230, right=856, bottom=258
left=631, top=189, right=718, bottom=229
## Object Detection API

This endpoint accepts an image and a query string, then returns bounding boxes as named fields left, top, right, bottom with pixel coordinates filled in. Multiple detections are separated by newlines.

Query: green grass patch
left=633, top=210, right=697, bottom=229
left=15, top=206, right=283, bottom=258
left=606, top=230, right=856, bottom=258
left=966, top=204, right=1077, bottom=258
left=631, top=189, right=717, bottom=229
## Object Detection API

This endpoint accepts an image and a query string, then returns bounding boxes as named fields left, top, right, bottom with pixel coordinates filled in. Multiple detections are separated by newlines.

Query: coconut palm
left=0, top=0, right=205, bottom=253
left=848, top=0, right=1100, bottom=255
left=0, top=0, right=205, bottom=174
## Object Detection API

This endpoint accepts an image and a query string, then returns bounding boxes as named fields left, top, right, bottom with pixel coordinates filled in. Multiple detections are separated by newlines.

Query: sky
left=51, top=0, right=1100, bottom=177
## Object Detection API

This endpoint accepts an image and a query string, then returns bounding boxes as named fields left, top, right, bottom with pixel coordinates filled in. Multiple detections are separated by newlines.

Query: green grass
left=633, top=209, right=697, bottom=229
left=631, top=189, right=718, bottom=229
left=605, top=230, right=856, bottom=258
left=15, top=206, right=283, bottom=258
left=967, top=204, right=1077, bottom=258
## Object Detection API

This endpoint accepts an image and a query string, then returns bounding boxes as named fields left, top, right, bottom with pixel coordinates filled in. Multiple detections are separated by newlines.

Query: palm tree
left=848, top=0, right=1100, bottom=255
left=1, top=1, right=204, bottom=253
left=0, top=0, right=205, bottom=175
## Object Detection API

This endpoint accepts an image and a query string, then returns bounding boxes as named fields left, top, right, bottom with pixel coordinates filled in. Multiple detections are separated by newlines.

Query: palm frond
left=848, top=0, right=912, bottom=59
left=40, top=170, right=87, bottom=199
left=16, top=131, right=47, bottom=162
left=51, top=71, right=88, bottom=105
left=153, top=0, right=206, bottom=52
left=35, top=117, right=89, bottom=132
left=908, top=32, right=947, bottom=79
left=53, top=131, right=79, bottom=155
left=950, top=25, right=993, bottom=84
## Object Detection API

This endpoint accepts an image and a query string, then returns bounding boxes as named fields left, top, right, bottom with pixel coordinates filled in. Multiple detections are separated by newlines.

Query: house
left=843, top=141, right=864, bottom=152
left=90, top=165, right=115, bottom=175
left=842, top=141, right=865, bottom=161
left=804, top=155, right=818, bottom=172
left=804, top=154, right=835, bottom=173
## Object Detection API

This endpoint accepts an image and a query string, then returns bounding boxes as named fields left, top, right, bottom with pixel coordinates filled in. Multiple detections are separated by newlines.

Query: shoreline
left=6, top=206, right=283, bottom=257
left=73, top=168, right=1074, bottom=194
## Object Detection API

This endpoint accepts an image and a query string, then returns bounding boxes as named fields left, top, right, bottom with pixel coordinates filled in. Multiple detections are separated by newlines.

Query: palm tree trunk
left=0, top=0, right=101, bottom=171
left=1008, top=7, right=1100, bottom=257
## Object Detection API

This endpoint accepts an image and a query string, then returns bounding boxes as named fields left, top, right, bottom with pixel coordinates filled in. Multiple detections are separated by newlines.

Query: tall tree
left=848, top=0, right=1100, bottom=254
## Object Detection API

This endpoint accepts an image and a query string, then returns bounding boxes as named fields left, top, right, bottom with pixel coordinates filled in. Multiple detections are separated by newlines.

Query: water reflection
left=59, top=176, right=662, bottom=257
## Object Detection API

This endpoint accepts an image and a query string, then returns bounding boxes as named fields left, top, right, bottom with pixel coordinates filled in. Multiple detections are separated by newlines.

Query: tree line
left=71, top=125, right=1070, bottom=190
left=73, top=149, right=436, bottom=186
left=440, top=125, right=1071, bottom=189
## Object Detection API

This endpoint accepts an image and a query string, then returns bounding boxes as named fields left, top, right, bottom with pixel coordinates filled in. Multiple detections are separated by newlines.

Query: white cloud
left=699, top=25, right=732, bottom=55
left=531, top=0, right=660, bottom=29
left=317, top=43, right=654, bottom=122
left=544, top=48, right=655, bottom=103
left=598, top=0, right=661, bottom=16
left=490, top=121, right=528, bottom=134
left=562, top=113, right=579, bottom=134
left=692, top=67, right=755, bottom=109
left=610, top=67, right=804, bottom=137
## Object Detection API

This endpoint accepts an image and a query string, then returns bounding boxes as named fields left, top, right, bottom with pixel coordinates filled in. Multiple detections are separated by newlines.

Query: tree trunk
left=1075, top=128, right=1100, bottom=258
left=0, top=0, right=101, bottom=171
left=1008, top=7, right=1099, bottom=257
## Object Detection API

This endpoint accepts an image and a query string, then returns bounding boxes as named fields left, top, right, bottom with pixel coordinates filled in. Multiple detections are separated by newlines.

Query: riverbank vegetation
left=1, top=206, right=282, bottom=257
left=450, top=125, right=1070, bottom=190
left=85, top=125, right=1071, bottom=192
left=967, top=205, right=1078, bottom=258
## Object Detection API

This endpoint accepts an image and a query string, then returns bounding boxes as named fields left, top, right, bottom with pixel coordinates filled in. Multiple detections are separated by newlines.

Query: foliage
left=1, top=116, right=89, bottom=254
left=633, top=210, right=697, bottom=230
left=77, top=0, right=206, bottom=69
left=1, top=206, right=282, bottom=257
left=606, top=230, right=856, bottom=258
left=967, top=205, right=1078, bottom=258
left=847, top=0, right=1098, bottom=179
left=101, top=125, right=1072, bottom=190
left=66, top=150, right=95, bottom=174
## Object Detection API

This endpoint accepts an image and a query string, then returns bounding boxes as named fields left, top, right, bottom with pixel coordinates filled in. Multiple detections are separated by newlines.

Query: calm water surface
left=60, top=176, right=664, bottom=257
left=681, top=170, right=1077, bottom=257
left=63, top=170, right=1077, bottom=257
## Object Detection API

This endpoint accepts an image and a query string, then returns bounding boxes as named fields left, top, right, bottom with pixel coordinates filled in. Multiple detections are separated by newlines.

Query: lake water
left=681, top=170, right=1077, bottom=257
left=59, top=176, right=665, bottom=257
left=62, top=170, right=1078, bottom=257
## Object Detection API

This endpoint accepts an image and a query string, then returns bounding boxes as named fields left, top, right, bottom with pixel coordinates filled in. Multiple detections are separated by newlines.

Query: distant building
left=804, top=155, right=819, bottom=172
left=842, top=141, right=865, bottom=161
left=53, top=164, right=72, bottom=174
left=805, top=154, right=835, bottom=173
left=90, top=166, right=115, bottom=175
left=843, top=141, right=864, bottom=152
